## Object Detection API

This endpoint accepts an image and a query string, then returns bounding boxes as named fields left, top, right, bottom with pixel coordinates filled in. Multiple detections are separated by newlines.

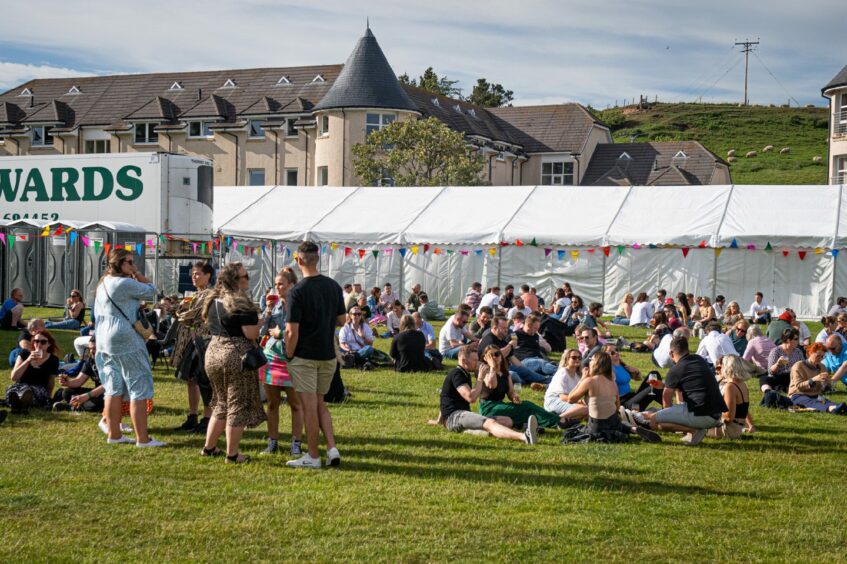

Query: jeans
left=80, top=325, right=94, bottom=337
left=45, top=318, right=82, bottom=331
left=354, top=345, right=374, bottom=360
left=611, top=316, right=630, bottom=325
left=509, top=364, right=551, bottom=385
left=752, top=313, right=771, bottom=325
left=521, top=357, right=558, bottom=376
left=443, top=346, right=463, bottom=360
left=790, top=394, right=845, bottom=413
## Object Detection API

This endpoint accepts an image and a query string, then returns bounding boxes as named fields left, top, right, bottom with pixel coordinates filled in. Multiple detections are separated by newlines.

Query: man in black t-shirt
left=429, top=346, right=537, bottom=445
left=643, top=337, right=727, bottom=445
left=478, top=316, right=548, bottom=386
left=285, top=241, right=347, bottom=469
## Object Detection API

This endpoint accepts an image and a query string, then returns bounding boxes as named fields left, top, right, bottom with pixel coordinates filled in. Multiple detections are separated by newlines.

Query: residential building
left=823, top=65, right=847, bottom=184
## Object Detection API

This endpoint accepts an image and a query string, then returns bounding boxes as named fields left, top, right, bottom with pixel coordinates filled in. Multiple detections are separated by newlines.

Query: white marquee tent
left=214, top=184, right=847, bottom=318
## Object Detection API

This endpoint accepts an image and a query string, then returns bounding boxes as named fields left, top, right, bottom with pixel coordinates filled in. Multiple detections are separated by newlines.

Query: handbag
left=215, top=301, right=267, bottom=371
left=103, top=283, right=154, bottom=340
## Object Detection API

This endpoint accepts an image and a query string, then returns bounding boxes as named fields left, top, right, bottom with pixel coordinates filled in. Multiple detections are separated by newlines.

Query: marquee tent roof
left=214, top=184, right=846, bottom=249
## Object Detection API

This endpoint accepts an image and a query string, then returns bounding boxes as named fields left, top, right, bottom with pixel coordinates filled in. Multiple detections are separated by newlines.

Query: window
left=317, top=166, right=328, bottom=186
left=19, top=88, right=32, bottom=97
left=673, top=150, right=688, bottom=159
left=840, top=93, right=847, bottom=123
left=365, top=113, right=395, bottom=136
left=285, top=118, right=298, bottom=137
left=188, top=120, right=213, bottom=138
left=277, top=76, right=291, bottom=86
left=248, top=119, right=265, bottom=139
left=169, top=81, right=183, bottom=91
left=85, top=139, right=110, bottom=153
left=618, top=152, right=632, bottom=161
left=312, top=74, right=325, bottom=83
left=467, top=109, right=476, bottom=118
left=285, top=168, right=298, bottom=186
left=31, top=126, right=54, bottom=147
left=248, top=169, right=265, bottom=186
left=319, top=115, right=329, bottom=136
left=541, top=161, right=574, bottom=185
left=375, top=169, right=394, bottom=187
left=68, top=85, right=81, bottom=94
left=134, top=123, right=158, bottom=144
left=431, top=97, right=440, bottom=107
left=221, top=78, right=237, bottom=88
left=836, top=156, right=847, bottom=184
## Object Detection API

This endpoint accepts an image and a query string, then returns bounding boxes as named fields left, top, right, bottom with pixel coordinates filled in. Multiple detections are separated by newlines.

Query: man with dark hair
left=696, top=320, right=738, bottom=366
left=285, top=241, right=346, bottom=469
left=651, top=289, right=667, bottom=315
left=406, top=283, right=422, bottom=312
left=478, top=316, right=547, bottom=386
left=0, top=288, right=25, bottom=330
left=438, top=309, right=477, bottom=359
left=499, top=285, right=515, bottom=310
left=578, top=326, right=602, bottom=369
left=828, top=297, right=847, bottom=317
left=469, top=306, right=493, bottom=339
left=479, top=286, right=501, bottom=312
left=642, top=337, right=726, bottom=445
left=429, top=345, right=538, bottom=445
left=463, top=282, right=483, bottom=315
left=418, top=292, right=445, bottom=321
left=520, top=284, right=538, bottom=312
left=749, top=291, right=772, bottom=324
left=513, top=313, right=556, bottom=381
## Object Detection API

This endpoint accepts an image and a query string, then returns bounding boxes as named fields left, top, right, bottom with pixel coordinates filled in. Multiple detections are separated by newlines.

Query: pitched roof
left=580, top=141, right=727, bottom=186
left=180, top=94, right=233, bottom=119
left=125, top=96, right=181, bottom=121
left=312, top=28, right=417, bottom=112
left=823, top=64, right=847, bottom=94
left=488, top=104, right=605, bottom=153
left=22, top=99, right=73, bottom=124
left=0, top=101, right=25, bottom=125
left=0, top=64, right=342, bottom=130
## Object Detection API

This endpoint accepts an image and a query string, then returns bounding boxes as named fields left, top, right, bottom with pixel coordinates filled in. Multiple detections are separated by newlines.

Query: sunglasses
left=609, top=350, right=619, bottom=355
left=351, top=312, right=362, bottom=316
left=33, top=339, right=49, bottom=345
left=489, top=351, right=502, bottom=357
left=567, top=355, right=581, bottom=360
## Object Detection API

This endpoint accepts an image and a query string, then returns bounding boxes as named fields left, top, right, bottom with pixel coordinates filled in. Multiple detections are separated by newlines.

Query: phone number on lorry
left=3, top=212, right=60, bottom=221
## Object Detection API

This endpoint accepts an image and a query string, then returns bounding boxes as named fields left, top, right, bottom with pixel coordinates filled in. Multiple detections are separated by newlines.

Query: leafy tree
left=467, top=78, right=513, bottom=107
left=352, top=117, right=485, bottom=186
left=398, top=67, right=462, bottom=98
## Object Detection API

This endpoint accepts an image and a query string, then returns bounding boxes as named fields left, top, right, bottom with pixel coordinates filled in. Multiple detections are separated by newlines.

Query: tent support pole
left=711, top=249, right=718, bottom=301
left=601, top=253, right=607, bottom=306
left=830, top=184, right=843, bottom=311
left=154, top=233, right=160, bottom=290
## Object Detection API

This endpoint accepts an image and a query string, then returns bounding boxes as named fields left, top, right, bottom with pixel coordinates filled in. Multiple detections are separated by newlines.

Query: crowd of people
left=3, top=250, right=847, bottom=452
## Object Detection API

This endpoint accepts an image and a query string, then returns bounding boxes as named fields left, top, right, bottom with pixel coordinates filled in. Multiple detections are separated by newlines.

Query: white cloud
left=0, top=62, right=93, bottom=93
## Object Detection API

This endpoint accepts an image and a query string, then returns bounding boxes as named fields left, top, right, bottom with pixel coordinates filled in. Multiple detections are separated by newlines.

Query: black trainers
left=175, top=414, right=198, bottom=432
left=9, top=389, right=32, bottom=414
left=191, top=417, right=211, bottom=435
left=52, top=401, right=72, bottom=412
left=635, top=426, right=662, bottom=443
left=361, top=361, right=374, bottom=372
left=557, top=418, right=581, bottom=430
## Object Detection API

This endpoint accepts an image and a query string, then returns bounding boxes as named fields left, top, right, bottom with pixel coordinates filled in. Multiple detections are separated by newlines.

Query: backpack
left=539, top=314, right=567, bottom=352
left=324, top=362, right=349, bottom=403
left=760, top=389, right=793, bottom=410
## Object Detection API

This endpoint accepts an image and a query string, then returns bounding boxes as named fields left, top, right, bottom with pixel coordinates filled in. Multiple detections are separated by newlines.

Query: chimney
left=29, top=96, right=34, bottom=108
left=197, top=88, right=202, bottom=101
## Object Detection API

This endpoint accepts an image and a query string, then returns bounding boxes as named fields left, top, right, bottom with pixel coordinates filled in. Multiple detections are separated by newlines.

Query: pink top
left=743, top=336, right=776, bottom=369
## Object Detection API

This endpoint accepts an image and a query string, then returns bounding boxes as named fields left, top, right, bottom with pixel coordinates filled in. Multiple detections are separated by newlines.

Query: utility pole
left=734, top=38, right=759, bottom=105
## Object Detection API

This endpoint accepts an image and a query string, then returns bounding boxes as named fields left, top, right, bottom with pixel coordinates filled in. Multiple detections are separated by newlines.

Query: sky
left=0, top=0, right=844, bottom=108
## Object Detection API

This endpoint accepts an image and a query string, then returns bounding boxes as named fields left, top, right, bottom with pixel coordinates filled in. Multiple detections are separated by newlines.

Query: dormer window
left=453, top=104, right=462, bottom=114
left=32, top=125, right=54, bottom=147
left=312, top=74, right=325, bottom=83
left=221, top=79, right=237, bottom=88
left=431, top=97, right=440, bottom=107
left=277, top=76, right=291, bottom=86
left=673, top=150, right=688, bottom=159
left=19, top=88, right=32, bottom=97
left=68, top=85, right=81, bottom=94
left=618, top=152, right=632, bottom=161
left=169, top=81, right=184, bottom=91
left=467, top=109, right=477, bottom=118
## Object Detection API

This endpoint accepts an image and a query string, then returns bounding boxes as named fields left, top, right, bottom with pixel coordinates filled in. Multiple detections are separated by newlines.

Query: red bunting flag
left=798, top=251, right=807, bottom=260
left=681, top=247, right=690, bottom=258
left=515, top=239, right=524, bottom=247
left=344, top=247, right=352, bottom=257
left=587, top=248, right=596, bottom=254
left=423, top=244, right=431, bottom=253
left=499, top=241, right=509, bottom=247
left=698, top=240, right=706, bottom=248
left=782, top=250, right=789, bottom=257
left=602, top=246, right=610, bottom=257
left=54, top=225, right=64, bottom=236
left=358, top=249, right=366, bottom=258
left=104, top=243, right=111, bottom=255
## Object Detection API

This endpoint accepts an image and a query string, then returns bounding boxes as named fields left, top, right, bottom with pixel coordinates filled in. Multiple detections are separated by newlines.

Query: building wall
left=829, top=88, right=847, bottom=183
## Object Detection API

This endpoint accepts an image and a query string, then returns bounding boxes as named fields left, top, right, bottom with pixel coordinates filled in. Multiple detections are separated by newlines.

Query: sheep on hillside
left=746, top=151, right=758, bottom=158
left=727, top=156, right=737, bottom=163
left=779, top=147, right=790, bottom=154
left=727, top=149, right=736, bottom=157
left=763, top=145, right=774, bottom=152
left=812, top=155, right=822, bottom=163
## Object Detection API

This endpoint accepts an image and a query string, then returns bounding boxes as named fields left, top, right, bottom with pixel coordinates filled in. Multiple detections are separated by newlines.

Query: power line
left=693, top=57, right=743, bottom=102
left=752, top=51, right=801, bottom=107
left=734, top=38, right=759, bottom=105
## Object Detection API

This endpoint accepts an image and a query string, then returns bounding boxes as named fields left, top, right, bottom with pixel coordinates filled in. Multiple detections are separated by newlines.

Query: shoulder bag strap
left=102, top=281, right=132, bottom=323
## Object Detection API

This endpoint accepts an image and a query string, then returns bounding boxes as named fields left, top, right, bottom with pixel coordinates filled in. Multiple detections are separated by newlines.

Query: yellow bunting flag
left=411, top=246, right=419, bottom=256
left=489, top=247, right=496, bottom=256
left=714, top=248, right=723, bottom=258
left=41, top=226, right=50, bottom=237
left=330, top=242, right=338, bottom=251
left=571, top=250, right=579, bottom=260
left=814, top=248, right=824, bottom=255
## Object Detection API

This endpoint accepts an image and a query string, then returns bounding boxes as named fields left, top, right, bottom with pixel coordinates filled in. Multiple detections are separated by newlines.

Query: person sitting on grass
left=639, top=337, right=726, bottom=446
left=477, top=344, right=565, bottom=430
left=604, top=343, right=662, bottom=412
left=356, top=295, right=372, bottom=322
left=438, top=309, right=478, bottom=360
left=45, top=289, right=86, bottom=331
left=386, top=300, right=406, bottom=336
left=367, top=287, right=386, bottom=326
left=723, top=301, right=745, bottom=328
left=413, top=312, right=443, bottom=370
left=823, top=334, right=847, bottom=389
left=788, top=342, right=847, bottom=415
left=6, top=329, right=60, bottom=413
left=510, top=310, right=526, bottom=333
left=652, top=326, right=688, bottom=368
left=584, top=302, right=613, bottom=339
left=52, top=335, right=105, bottom=412
left=417, top=292, right=446, bottom=322
left=564, top=351, right=661, bottom=443
left=428, top=345, right=538, bottom=445
left=478, top=315, right=547, bottom=387
left=512, top=313, right=556, bottom=382
left=742, top=324, right=776, bottom=371
left=544, top=348, right=589, bottom=424
left=390, top=315, right=430, bottom=373
left=469, top=306, right=493, bottom=339
left=463, top=282, right=483, bottom=315
left=8, top=318, right=44, bottom=367
left=762, top=328, right=803, bottom=394
left=338, top=306, right=375, bottom=365
left=506, top=296, right=531, bottom=321
left=709, top=355, right=755, bottom=438
left=727, top=320, right=750, bottom=356
left=611, top=293, right=633, bottom=325
left=0, top=287, right=26, bottom=330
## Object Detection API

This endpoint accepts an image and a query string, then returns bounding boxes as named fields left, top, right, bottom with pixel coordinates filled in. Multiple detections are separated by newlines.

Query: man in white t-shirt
left=749, top=292, right=772, bottom=324
left=653, top=327, right=690, bottom=368
left=478, top=287, right=501, bottom=312
left=438, top=310, right=478, bottom=359
left=630, top=295, right=654, bottom=327
left=696, top=321, right=738, bottom=366
left=507, top=296, right=532, bottom=320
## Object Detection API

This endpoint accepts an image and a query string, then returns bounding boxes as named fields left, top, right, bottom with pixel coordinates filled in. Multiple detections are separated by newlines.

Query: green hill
left=594, top=103, right=830, bottom=184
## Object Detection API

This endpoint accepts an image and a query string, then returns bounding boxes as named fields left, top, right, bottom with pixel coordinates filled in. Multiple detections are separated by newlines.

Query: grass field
left=594, top=103, right=830, bottom=185
left=2, top=308, right=846, bottom=562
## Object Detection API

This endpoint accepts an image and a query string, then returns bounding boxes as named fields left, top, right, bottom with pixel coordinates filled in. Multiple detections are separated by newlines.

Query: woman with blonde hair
left=201, top=263, right=266, bottom=463
left=709, top=355, right=755, bottom=438
left=611, top=293, right=634, bottom=326
left=259, top=267, right=303, bottom=456
left=723, top=301, right=744, bottom=328
left=94, top=249, right=163, bottom=447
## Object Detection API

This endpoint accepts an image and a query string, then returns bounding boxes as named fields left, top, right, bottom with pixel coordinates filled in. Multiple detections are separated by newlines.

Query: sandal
left=201, top=446, right=223, bottom=457
left=225, top=453, right=251, bottom=464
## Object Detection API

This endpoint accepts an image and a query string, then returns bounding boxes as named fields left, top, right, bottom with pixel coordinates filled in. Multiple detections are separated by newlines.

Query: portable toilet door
left=7, top=226, right=41, bottom=305
left=113, top=232, right=147, bottom=276
left=42, top=231, right=79, bottom=307
left=79, top=230, right=109, bottom=307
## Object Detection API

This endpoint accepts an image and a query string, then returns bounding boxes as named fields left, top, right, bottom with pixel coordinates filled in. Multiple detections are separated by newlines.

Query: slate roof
left=0, top=101, right=25, bottom=125
left=823, top=65, right=847, bottom=94
left=580, top=141, right=727, bottom=186
left=312, top=28, right=417, bottom=113
left=488, top=104, right=606, bottom=153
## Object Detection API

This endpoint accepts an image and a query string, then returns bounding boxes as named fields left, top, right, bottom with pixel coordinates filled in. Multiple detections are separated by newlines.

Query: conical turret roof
left=313, top=27, right=417, bottom=113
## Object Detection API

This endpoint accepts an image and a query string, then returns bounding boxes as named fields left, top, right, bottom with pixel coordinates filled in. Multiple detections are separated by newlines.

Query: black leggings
left=620, top=380, right=661, bottom=412
left=759, top=371, right=789, bottom=392
left=52, top=387, right=105, bottom=412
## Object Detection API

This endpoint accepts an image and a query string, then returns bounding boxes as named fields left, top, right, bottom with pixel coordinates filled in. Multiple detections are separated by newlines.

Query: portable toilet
left=77, top=222, right=148, bottom=306
left=41, top=221, right=88, bottom=307
left=5, top=220, right=45, bottom=305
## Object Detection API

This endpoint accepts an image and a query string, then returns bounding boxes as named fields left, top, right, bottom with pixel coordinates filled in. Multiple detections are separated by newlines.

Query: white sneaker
left=618, top=406, right=637, bottom=427
left=524, top=415, right=538, bottom=445
left=286, top=454, right=322, bottom=469
left=106, top=435, right=135, bottom=444
left=681, top=428, right=707, bottom=446
left=136, top=438, right=167, bottom=448
left=98, top=417, right=109, bottom=435
left=326, top=447, right=341, bottom=467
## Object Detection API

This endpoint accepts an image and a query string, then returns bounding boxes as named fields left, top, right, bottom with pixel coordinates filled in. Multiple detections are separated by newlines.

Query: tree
left=398, top=67, right=462, bottom=98
left=467, top=78, right=514, bottom=107
left=352, top=117, right=485, bottom=186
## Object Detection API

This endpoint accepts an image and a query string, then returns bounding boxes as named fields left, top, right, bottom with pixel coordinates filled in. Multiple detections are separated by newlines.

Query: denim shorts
left=544, top=396, right=576, bottom=415
left=96, top=351, right=154, bottom=401
left=655, top=403, right=720, bottom=429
